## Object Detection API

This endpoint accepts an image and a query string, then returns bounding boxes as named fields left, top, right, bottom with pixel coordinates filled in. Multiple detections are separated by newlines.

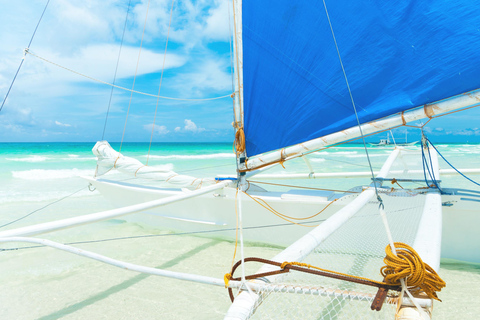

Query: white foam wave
left=60, top=156, right=97, bottom=161
left=346, top=154, right=386, bottom=158
left=316, top=151, right=358, bottom=155
left=145, top=153, right=235, bottom=160
left=310, top=158, right=326, bottom=163
left=12, top=169, right=94, bottom=180
left=6, top=155, right=49, bottom=162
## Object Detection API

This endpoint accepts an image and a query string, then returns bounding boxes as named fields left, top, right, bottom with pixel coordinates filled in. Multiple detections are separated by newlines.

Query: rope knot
left=224, top=273, right=232, bottom=288
left=381, top=242, right=445, bottom=301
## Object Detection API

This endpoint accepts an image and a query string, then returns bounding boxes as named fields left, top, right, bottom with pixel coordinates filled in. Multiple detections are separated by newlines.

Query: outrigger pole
left=0, top=180, right=232, bottom=238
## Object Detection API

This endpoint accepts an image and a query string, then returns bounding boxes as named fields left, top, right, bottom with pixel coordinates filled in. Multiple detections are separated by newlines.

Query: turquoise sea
left=1, top=142, right=480, bottom=319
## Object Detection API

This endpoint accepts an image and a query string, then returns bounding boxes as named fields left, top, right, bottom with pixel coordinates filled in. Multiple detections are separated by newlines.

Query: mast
left=232, top=0, right=246, bottom=187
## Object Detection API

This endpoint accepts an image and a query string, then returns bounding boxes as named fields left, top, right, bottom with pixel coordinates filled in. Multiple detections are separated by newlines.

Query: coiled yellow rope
left=381, top=242, right=446, bottom=301
left=234, top=127, right=246, bottom=155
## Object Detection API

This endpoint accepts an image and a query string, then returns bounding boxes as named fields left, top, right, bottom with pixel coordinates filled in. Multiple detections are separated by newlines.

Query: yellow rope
left=381, top=242, right=446, bottom=301
left=225, top=189, right=240, bottom=288
left=280, top=242, right=445, bottom=301
left=234, top=126, right=246, bottom=155
left=242, top=191, right=338, bottom=227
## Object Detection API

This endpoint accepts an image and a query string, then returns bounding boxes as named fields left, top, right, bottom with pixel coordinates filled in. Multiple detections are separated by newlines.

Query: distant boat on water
left=371, top=132, right=419, bottom=146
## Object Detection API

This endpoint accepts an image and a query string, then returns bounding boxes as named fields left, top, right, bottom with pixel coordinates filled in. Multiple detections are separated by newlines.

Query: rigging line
left=247, top=180, right=359, bottom=194
left=426, top=143, right=442, bottom=192
left=420, top=136, right=442, bottom=191
left=24, top=50, right=233, bottom=101
left=147, top=0, right=175, bottom=165
left=0, top=218, right=329, bottom=252
left=428, top=138, right=480, bottom=188
left=102, top=0, right=132, bottom=140
left=119, top=0, right=151, bottom=153
left=321, top=0, right=381, bottom=202
left=0, top=0, right=51, bottom=112
left=0, top=186, right=87, bottom=230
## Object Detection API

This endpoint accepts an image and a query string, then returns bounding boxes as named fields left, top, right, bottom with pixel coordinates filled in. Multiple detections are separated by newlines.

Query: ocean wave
left=145, top=153, right=235, bottom=160
left=60, top=156, right=97, bottom=161
left=6, top=155, right=49, bottom=162
left=346, top=154, right=387, bottom=158
left=12, top=169, right=95, bottom=180
left=309, top=158, right=326, bottom=163
left=316, top=151, right=358, bottom=155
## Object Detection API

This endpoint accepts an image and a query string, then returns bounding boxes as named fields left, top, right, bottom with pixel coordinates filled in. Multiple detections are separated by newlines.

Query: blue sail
left=242, top=1, right=480, bottom=157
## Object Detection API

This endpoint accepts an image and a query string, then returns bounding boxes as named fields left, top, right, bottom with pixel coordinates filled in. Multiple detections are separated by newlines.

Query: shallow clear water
left=1, top=142, right=479, bottom=319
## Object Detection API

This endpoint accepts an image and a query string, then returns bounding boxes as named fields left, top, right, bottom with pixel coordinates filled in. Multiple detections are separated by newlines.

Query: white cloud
left=171, top=58, right=232, bottom=96
left=174, top=126, right=181, bottom=132
left=55, top=121, right=71, bottom=127
left=183, top=119, right=205, bottom=133
left=144, top=123, right=169, bottom=135
left=453, top=128, right=480, bottom=136
left=203, top=0, right=232, bottom=41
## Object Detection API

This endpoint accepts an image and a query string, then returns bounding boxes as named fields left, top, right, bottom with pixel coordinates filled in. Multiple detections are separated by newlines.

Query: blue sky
left=1, top=0, right=479, bottom=144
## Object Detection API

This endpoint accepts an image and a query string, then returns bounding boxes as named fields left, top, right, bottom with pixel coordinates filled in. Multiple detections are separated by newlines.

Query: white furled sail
left=93, top=141, right=215, bottom=188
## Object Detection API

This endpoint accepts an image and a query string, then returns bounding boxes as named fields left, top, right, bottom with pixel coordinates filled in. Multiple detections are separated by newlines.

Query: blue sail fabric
left=242, top=1, right=480, bottom=157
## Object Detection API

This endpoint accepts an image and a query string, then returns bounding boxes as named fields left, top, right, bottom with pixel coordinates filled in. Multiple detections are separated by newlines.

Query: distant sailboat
left=371, top=131, right=419, bottom=147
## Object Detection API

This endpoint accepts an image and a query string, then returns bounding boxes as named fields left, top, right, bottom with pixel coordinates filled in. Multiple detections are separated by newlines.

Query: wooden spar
left=0, top=180, right=232, bottom=238
left=224, top=149, right=400, bottom=320
left=240, top=89, right=480, bottom=171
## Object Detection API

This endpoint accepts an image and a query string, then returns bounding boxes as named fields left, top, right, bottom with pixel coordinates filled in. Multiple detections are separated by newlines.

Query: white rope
left=24, top=49, right=233, bottom=102
left=147, top=0, right=176, bottom=164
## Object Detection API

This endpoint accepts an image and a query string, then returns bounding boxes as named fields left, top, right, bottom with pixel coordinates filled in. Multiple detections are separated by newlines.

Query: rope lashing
left=391, top=178, right=404, bottom=189
left=225, top=257, right=401, bottom=303
left=225, top=243, right=445, bottom=305
left=234, top=127, right=246, bottom=155
left=224, top=273, right=232, bottom=288
left=381, top=242, right=446, bottom=301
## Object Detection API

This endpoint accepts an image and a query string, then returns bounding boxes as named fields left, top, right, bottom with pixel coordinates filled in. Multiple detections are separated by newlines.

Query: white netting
left=242, top=191, right=426, bottom=320
left=228, top=149, right=438, bottom=320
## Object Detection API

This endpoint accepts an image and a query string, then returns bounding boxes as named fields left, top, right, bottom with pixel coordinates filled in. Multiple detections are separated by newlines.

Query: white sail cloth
left=92, top=141, right=215, bottom=189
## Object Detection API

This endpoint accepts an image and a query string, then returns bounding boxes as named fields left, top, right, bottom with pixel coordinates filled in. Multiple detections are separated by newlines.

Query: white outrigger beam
left=0, top=180, right=232, bottom=238
left=241, top=89, right=480, bottom=171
